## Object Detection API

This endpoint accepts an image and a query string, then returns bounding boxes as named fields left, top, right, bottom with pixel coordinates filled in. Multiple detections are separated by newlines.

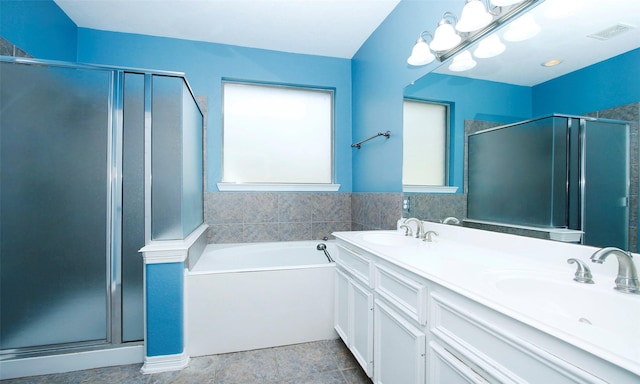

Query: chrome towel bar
left=351, top=131, right=391, bottom=149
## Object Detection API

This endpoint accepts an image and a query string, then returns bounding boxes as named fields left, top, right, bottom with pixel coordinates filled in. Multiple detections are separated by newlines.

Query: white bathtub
left=186, top=240, right=337, bottom=357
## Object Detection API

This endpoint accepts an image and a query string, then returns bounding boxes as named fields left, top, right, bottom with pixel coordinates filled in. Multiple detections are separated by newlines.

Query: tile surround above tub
left=351, top=193, right=402, bottom=231
left=205, top=192, right=353, bottom=243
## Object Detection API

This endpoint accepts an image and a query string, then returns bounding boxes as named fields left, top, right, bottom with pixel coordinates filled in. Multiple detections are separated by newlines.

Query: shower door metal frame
left=109, top=70, right=124, bottom=346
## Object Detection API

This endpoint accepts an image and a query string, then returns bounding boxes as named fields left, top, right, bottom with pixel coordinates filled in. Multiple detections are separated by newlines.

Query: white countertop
left=333, top=222, right=640, bottom=376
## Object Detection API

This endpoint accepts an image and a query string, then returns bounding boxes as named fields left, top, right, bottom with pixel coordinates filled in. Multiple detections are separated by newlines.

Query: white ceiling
left=53, top=0, right=640, bottom=85
left=434, top=0, right=640, bottom=86
left=53, top=0, right=401, bottom=59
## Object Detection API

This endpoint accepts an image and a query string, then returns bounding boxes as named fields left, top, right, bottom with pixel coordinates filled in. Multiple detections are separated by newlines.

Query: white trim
left=402, top=185, right=459, bottom=193
left=140, top=223, right=208, bottom=264
left=217, top=183, right=340, bottom=192
left=0, top=345, right=144, bottom=380
left=140, top=351, right=189, bottom=374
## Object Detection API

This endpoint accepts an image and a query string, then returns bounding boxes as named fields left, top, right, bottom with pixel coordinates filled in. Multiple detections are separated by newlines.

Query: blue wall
left=145, top=263, right=184, bottom=357
left=351, top=0, right=453, bottom=192
left=76, top=28, right=353, bottom=192
left=533, top=48, right=640, bottom=116
left=0, top=0, right=77, bottom=61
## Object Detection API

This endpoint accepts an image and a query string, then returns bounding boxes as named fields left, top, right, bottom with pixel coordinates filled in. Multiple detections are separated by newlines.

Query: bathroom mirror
left=402, top=0, right=640, bottom=252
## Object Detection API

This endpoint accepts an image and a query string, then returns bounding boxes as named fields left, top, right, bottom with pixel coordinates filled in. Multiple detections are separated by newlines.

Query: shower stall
left=467, top=114, right=630, bottom=249
left=0, top=57, right=203, bottom=358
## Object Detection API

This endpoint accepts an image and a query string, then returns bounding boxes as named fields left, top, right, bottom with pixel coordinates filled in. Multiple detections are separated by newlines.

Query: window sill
left=217, top=183, right=341, bottom=192
left=402, top=185, right=459, bottom=193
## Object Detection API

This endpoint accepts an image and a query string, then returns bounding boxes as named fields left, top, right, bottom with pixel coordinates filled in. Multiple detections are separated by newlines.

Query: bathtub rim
left=188, top=240, right=337, bottom=275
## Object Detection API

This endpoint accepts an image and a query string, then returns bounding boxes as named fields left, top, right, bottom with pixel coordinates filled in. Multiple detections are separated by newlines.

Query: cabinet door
left=351, top=279, right=374, bottom=377
left=374, top=299, right=426, bottom=384
left=428, top=341, right=489, bottom=384
left=335, top=268, right=350, bottom=344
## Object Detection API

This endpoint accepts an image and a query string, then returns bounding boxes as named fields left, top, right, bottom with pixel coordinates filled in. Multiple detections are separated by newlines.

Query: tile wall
left=351, top=193, right=402, bottom=231
left=205, top=192, right=353, bottom=243
left=204, top=192, right=403, bottom=243
left=401, top=193, right=467, bottom=224
left=0, top=36, right=32, bottom=58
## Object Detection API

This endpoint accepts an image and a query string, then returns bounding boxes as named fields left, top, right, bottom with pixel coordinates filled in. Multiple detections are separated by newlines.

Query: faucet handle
left=423, top=230, right=439, bottom=242
left=399, top=224, right=412, bottom=237
left=567, top=258, right=595, bottom=284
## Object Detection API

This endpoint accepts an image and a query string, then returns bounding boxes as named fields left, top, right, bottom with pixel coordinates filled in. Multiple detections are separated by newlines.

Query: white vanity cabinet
left=333, top=232, right=640, bottom=384
left=335, top=243, right=428, bottom=384
left=428, top=290, right=608, bottom=384
left=373, top=298, right=426, bottom=384
left=334, top=245, right=374, bottom=377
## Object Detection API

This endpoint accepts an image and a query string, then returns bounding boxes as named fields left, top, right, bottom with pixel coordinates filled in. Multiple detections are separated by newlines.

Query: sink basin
left=358, top=232, right=417, bottom=247
left=487, top=270, right=640, bottom=340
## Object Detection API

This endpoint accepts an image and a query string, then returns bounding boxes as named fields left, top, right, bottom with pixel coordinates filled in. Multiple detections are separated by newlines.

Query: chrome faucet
left=403, top=218, right=424, bottom=239
left=590, top=247, right=640, bottom=294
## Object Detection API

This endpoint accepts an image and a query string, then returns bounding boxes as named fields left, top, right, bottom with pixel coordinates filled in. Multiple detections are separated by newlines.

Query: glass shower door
left=581, top=119, right=630, bottom=249
left=1, top=62, right=111, bottom=350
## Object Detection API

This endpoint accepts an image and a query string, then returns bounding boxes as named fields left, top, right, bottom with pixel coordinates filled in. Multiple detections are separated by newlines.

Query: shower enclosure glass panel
left=122, top=72, right=145, bottom=342
left=151, top=75, right=183, bottom=240
left=1, top=62, right=110, bottom=349
left=182, top=82, right=204, bottom=237
left=582, top=120, right=629, bottom=249
left=151, top=75, right=204, bottom=240
left=467, top=116, right=568, bottom=227
left=467, top=114, right=630, bottom=249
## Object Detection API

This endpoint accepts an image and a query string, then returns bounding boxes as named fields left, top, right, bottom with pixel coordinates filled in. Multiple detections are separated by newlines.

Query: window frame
left=218, top=80, right=339, bottom=192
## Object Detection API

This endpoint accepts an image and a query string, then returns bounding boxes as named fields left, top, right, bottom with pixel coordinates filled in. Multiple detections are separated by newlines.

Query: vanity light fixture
left=407, top=32, right=436, bottom=66
left=473, top=34, right=506, bottom=58
left=449, top=50, right=477, bottom=71
left=503, top=13, right=540, bottom=41
left=407, top=0, right=541, bottom=65
left=430, top=12, right=462, bottom=51
left=457, top=0, right=494, bottom=33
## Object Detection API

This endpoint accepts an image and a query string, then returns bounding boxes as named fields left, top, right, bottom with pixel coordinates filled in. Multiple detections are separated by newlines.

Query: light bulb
left=431, top=20, right=461, bottom=51
left=407, top=37, right=435, bottom=66
left=473, top=34, right=506, bottom=58
left=449, top=50, right=477, bottom=71
left=503, top=13, right=540, bottom=42
left=457, top=0, right=493, bottom=33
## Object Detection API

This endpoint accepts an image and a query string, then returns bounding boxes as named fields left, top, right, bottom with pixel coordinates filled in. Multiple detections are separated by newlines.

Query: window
left=403, top=99, right=455, bottom=192
left=220, top=82, right=337, bottom=191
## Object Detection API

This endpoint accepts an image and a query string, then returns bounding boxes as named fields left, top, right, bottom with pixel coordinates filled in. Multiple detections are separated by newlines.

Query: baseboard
left=140, top=351, right=190, bottom=374
left=0, top=344, right=144, bottom=380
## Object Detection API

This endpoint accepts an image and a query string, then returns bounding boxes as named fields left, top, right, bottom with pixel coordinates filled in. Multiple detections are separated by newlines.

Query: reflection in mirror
left=402, top=99, right=457, bottom=193
left=402, top=0, right=640, bottom=252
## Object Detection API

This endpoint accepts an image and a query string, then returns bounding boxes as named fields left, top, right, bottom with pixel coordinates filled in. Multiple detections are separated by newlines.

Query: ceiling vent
left=587, top=23, right=636, bottom=40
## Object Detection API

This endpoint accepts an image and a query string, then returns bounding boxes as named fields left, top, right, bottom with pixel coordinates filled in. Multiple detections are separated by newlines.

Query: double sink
left=351, top=229, right=640, bottom=368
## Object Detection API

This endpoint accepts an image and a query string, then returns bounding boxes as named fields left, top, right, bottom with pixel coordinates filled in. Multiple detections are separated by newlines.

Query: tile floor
left=2, top=339, right=372, bottom=384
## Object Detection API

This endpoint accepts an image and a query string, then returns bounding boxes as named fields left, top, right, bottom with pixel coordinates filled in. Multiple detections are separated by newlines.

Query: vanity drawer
left=374, top=264, right=427, bottom=325
left=429, top=292, right=607, bottom=384
left=336, top=244, right=372, bottom=287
